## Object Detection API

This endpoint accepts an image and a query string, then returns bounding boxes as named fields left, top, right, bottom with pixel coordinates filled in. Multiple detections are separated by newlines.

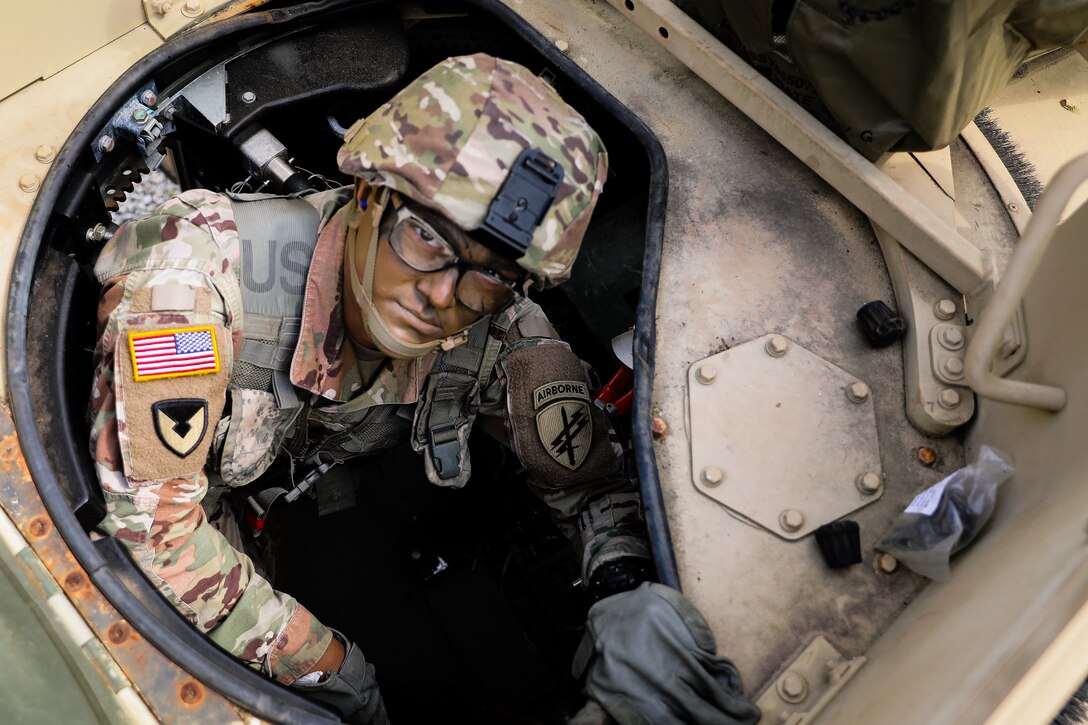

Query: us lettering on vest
left=240, top=239, right=311, bottom=296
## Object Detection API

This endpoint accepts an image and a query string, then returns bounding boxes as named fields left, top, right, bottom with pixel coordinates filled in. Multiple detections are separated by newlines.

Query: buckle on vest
left=429, top=422, right=461, bottom=480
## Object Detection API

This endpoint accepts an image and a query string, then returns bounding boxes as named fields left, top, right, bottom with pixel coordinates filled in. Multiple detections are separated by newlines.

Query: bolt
left=555, top=39, right=570, bottom=54
left=777, top=671, right=808, bottom=703
left=651, top=417, right=668, bottom=438
left=765, top=335, right=789, bottom=357
left=139, top=89, right=158, bottom=107
left=877, top=553, right=898, bottom=573
left=938, top=326, right=965, bottom=351
left=64, top=571, right=86, bottom=591
left=98, top=135, right=115, bottom=153
left=86, top=224, right=110, bottom=243
left=107, top=622, right=129, bottom=645
left=917, top=447, right=938, bottom=467
left=151, top=0, right=173, bottom=14
left=241, top=91, right=257, bottom=104
left=695, top=363, right=717, bottom=385
left=179, top=680, right=203, bottom=705
left=181, top=0, right=203, bottom=16
left=846, top=381, right=870, bottom=403
left=700, top=466, right=724, bottom=487
left=34, top=145, right=56, bottom=164
left=27, top=517, right=49, bottom=538
left=934, top=299, right=956, bottom=320
left=132, top=107, right=150, bottom=124
left=779, top=509, right=804, bottom=532
left=18, top=174, right=40, bottom=193
left=856, top=472, right=881, bottom=495
left=942, top=358, right=965, bottom=379
left=938, top=389, right=961, bottom=409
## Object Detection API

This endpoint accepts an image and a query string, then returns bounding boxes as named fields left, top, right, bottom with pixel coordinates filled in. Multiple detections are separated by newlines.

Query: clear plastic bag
left=876, top=446, right=1014, bottom=581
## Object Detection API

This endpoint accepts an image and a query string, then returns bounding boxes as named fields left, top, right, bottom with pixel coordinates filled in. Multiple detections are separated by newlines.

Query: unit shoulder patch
left=536, top=397, right=593, bottom=470
left=152, top=399, right=209, bottom=458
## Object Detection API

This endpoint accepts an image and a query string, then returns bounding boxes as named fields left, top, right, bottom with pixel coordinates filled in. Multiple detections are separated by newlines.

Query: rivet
left=1008, top=201, right=1018, bottom=212
left=877, top=553, right=898, bottom=573
left=179, top=680, right=203, bottom=704
left=942, top=358, right=964, bottom=379
left=917, top=447, right=937, bottom=467
left=938, top=326, right=965, bottom=351
left=64, top=571, right=86, bottom=591
left=937, top=389, right=961, bottom=409
left=776, top=671, right=808, bottom=703
left=555, top=39, right=570, bottom=54
left=695, top=363, right=717, bottom=385
left=107, top=622, right=130, bottom=645
left=779, top=509, right=804, bottom=532
left=700, top=466, right=724, bottom=487
left=856, top=472, right=881, bottom=494
left=765, top=335, right=789, bottom=357
left=98, top=135, right=115, bottom=153
left=846, top=381, right=870, bottom=403
left=651, top=417, right=668, bottom=438
left=34, top=145, right=56, bottom=164
left=181, top=0, right=203, bottom=16
left=933, top=299, right=956, bottom=320
left=241, top=91, right=257, bottom=104
left=19, top=174, right=40, bottom=193
left=27, top=517, right=49, bottom=538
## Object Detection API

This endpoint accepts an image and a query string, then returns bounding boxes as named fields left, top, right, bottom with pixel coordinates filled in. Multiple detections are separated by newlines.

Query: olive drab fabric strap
left=411, top=298, right=529, bottom=488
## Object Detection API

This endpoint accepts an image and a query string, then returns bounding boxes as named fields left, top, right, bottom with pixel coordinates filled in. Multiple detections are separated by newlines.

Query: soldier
left=88, top=54, right=759, bottom=724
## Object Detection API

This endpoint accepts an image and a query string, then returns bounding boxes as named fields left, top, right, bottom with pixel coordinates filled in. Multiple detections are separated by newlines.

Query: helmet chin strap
left=346, top=186, right=470, bottom=359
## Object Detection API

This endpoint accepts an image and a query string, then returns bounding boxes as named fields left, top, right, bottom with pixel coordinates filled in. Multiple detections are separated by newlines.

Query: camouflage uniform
left=89, top=57, right=647, bottom=686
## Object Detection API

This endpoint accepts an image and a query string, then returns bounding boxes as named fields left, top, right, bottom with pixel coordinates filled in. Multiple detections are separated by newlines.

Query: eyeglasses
left=387, top=206, right=524, bottom=314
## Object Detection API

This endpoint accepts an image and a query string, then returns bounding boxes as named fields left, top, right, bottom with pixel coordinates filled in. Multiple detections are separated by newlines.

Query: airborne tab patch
left=129, top=326, right=220, bottom=381
left=534, top=380, right=593, bottom=470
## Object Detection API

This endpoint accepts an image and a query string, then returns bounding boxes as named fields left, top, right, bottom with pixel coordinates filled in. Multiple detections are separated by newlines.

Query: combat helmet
left=337, top=53, right=608, bottom=287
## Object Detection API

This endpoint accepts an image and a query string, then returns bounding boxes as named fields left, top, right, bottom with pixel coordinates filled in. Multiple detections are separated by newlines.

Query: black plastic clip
left=429, top=422, right=461, bottom=480
left=481, top=147, right=564, bottom=258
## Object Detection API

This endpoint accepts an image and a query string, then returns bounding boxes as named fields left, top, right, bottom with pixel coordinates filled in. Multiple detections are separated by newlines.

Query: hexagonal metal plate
left=688, top=334, right=883, bottom=540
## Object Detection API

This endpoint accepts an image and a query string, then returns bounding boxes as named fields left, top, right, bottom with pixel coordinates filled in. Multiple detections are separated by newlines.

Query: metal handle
left=963, top=154, right=1088, bottom=412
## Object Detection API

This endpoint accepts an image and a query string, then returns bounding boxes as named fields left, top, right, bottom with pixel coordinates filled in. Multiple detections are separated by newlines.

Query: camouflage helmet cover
left=337, top=53, right=608, bottom=285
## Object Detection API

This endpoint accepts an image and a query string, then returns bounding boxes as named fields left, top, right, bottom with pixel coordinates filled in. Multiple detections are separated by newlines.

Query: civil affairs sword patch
left=151, top=399, right=209, bottom=458
left=534, top=380, right=593, bottom=471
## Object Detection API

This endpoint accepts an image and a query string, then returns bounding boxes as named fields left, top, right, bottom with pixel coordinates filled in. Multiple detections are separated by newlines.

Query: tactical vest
left=209, top=193, right=521, bottom=493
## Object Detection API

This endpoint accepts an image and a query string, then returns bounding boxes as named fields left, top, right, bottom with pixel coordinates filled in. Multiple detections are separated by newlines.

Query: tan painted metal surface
left=0, top=3, right=145, bottom=102
left=687, top=334, right=883, bottom=541
left=514, top=1, right=1088, bottom=721
left=502, top=0, right=957, bottom=699
left=986, top=49, right=1088, bottom=216
left=0, top=26, right=163, bottom=414
left=0, top=417, right=250, bottom=721
left=599, top=0, right=989, bottom=294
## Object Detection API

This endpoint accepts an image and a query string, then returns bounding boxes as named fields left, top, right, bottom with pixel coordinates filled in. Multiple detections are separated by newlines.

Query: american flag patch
left=128, top=326, right=220, bottom=381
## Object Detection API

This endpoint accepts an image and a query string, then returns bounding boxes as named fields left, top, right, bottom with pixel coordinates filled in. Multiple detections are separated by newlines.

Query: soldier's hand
left=292, top=629, right=388, bottom=724
left=572, top=583, right=761, bottom=725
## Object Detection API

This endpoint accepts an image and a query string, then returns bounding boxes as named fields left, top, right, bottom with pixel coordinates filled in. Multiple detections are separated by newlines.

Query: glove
left=572, top=583, right=761, bottom=725
left=292, top=630, right=389, bottom=725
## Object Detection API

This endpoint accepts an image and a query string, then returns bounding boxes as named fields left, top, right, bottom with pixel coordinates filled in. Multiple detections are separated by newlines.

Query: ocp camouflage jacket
left=89, top=187, right=647, bottom=684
